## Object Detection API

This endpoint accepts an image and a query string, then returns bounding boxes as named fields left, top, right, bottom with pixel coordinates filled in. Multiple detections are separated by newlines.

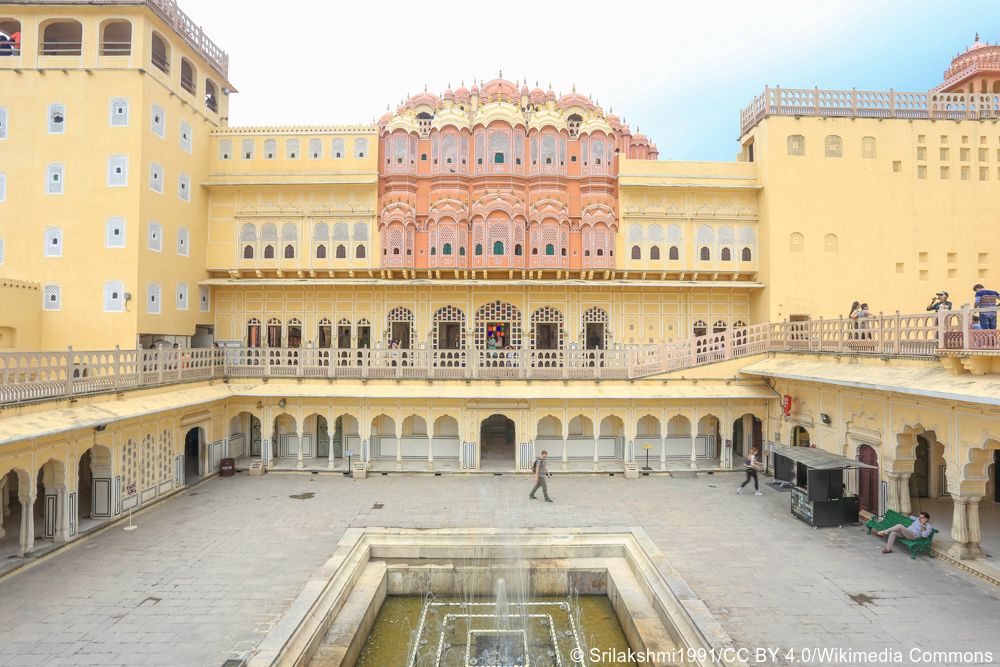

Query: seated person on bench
left=876, top=512, right=932, bottom=554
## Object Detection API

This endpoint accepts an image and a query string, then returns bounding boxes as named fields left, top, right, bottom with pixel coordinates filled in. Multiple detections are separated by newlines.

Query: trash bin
left=220, top=458, right=235, bottom=477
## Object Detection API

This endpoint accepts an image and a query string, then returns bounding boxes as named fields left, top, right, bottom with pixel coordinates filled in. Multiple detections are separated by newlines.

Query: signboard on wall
left=782, top=395, right=792, bottom=417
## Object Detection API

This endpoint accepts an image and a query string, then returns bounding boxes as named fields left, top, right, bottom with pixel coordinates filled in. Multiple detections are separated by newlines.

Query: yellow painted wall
left=0, top=278, right=42, bottom=349
left=741, top=116, right=1000, bottom=322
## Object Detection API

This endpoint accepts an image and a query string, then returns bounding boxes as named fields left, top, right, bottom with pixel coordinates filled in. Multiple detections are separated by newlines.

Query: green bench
left=865, top=509, right=938, bottom=559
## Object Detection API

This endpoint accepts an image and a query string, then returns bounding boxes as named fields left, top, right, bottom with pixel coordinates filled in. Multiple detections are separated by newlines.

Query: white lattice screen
left=647, top=224, right=663, bottom=243
left=219, top=139, right=232, bottom=160
left=353, top=221, right=368, bottom=241
left=309, top=138, right=322, bottom=159
left=107, top=155, right=128, bottom=187
left=106, top=218, right=126, bottom=247
left=149, top=161, right=164, bottom=193
left=0, top=173, right=5, bottom=202
left=47, top=164, right=64, bottom=194
left=178, top=172, right=190, bottom=201
left=314, top=222, right=330, bottom=242
left=147, top=283, right=161, bottom=314
left=104, top=281, right=125, bottom=312
left=44, top=228, right=62, bottom=257
left=261, top=223, right=277, bottom=242
left=148, top=221, right=162, bottom=252
left=286, top=139, right=300, bottom=159
left=331, top=138, right=345, bottom=158
left=263, top=139, right=276, bottom=159
left=180, top=121, right=192, bottom=153
left=176, top=282, right=188, bottom=310
left=43, top=285, right=61, bottom=311
left=48, top=104, right=65, bottom=134
left=241, top=139, right=254, bottom=159
left=177, top=227, right=189, bottom=256
left=333, top=222, right=347, bottom=241
left=628, top=224, right=643, bottom=242
left=541, top=135, right=555, bottom=163
left=200, top=286, right=210, bottom=312
left=109, top=98, right=128, bottom=127
left=0, top=237, right=5, bottom=264
left=150, top=103, right=165, bottom=138
left=825, top=135, right=843, bottom=158
left=0, top=107, right=8, bottom=138
left=354, top=138, right=368, bottom=158
left=240, top=223, right=256, bottom=242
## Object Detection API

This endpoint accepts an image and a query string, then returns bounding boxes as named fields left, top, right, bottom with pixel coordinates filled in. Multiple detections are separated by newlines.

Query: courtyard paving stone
left=0, top=471, right=997, bottom=666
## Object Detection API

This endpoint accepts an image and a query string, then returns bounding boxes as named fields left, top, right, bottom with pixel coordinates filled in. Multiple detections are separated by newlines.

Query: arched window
left=650, top=246, right=660, bottom=260
left=493, top=240, right=504, bottom=255
left=824, top=135, right=843, bottom=158
left=335, top=244, right=345, bottom=258
left=475, top=243, right=483, bottom=256
left=862, top=136, right=876, bottom=159
left=700, top=247, right=710, bottom=261
left=356, top=244, right=366, bottom=258
left=545, top=243, right=555, bottom=256
left=442, top=243, right=452, bottom=255
left=284, top=244, right=294, bottom=258
left=286, top=139, right=300, bottom=159
left=243, top=244, right=254, bottom=259
left=790, top=232, right=804, bottom=252
left=669, top=246, right=679, bottom=260
left=430, top=246, right=436, bottom=256
left=631, top=245, right=641, bottom=260
left=460, top=246, right=466, bottom=256
left=532, top=247, right=538, bottom=255
left=561, top=247, right=567, bottom=256
left=106, top=217, right=126, bottom=247
left=393, top=247, right=400, bottom=255
left=584, top=250, right=590, bottom=257
left=331, top=138, right=345, bottom=159
left=104, top=281, right=125, bottom=312
left=721, top=247, right=731, bottom=261
left=354, top=138, right=368, bottom=158
left=494, top=152, right=504, bottom=164
left=787, top=135, right=805, bottom=156
left=264, top=245, right=274, bottom=259
left=741, top=247, right=752, bottom=261
left=596, top=249, right=603, bottom=256
left=316, top=244, right=327, bottom=258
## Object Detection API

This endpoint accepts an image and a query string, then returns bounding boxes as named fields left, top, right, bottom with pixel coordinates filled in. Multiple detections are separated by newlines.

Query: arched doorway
left=911, top=435, right=930, bottom=498
left=77, top=445, right=113, bottom=530
left=792, top=425, right=811, bottom=447
left=480, top=414, right=515, bottom=466
left=858, top=444, right=879, bottom=513
left=732, top=414, right=763, bottom=458
left=184, top=427, right=203, bottom=483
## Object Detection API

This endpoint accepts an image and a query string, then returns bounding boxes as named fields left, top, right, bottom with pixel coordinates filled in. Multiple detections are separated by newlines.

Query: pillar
left=885, top=472, right=902, bottom=513
left=296, top=417, right=305, bottom=470
left=328, top=411, right=336, bottom=471
left=428, top=433, right=434, bottom=471
left=561, top=434, right=568, bottom=473
left=18, top=493, right=35, bottom=557
left=49, top=482, right=68, bottom=543
left=660, top=435, right=667, bottom=471
left=949, top=493, right=985, bottom=560
left=2, top=475, right=10, bottom=517
left=593, top=437, right=600, bottom=472
left=396, top=423, right=403, bottom=472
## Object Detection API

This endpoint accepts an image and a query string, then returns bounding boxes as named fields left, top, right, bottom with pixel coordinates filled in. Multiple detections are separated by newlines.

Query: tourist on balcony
left=972, top=315, right=982, bottom=330
left=0, top=30, right=19, bottom=56
left=926, top=291, right=952, bottom=312
left=486, top=336, right=497, bottom=350
left=973, top=284, right=998, bottom=329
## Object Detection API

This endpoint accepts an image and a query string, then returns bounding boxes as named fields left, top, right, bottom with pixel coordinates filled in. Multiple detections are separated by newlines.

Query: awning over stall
left=773, top=446, right=878, bottom=470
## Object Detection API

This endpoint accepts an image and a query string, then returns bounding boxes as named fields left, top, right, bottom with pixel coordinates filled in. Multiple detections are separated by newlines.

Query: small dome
left=521, top=84, right=529, bottom=95
left=443, top=87, right=454, bottom=101
left=405, top=91, right=441, bottom=108
left=545, top=88, right=556, bottom=102
left=620, top=123, right=631, bottom=135
left=470, top=82, right=480, bottom=95
left=377, top=112, right=392, bottom=127
left=529, top=87, right=546, bottom=103
left=454, top=86, right=471, bottom=103
left=480, top=77, right=519, bottom=100
left=606, top=113, right=621, bottom=129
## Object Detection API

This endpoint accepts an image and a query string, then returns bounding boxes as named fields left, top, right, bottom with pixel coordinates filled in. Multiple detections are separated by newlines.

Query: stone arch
left=475, top=300, right=522, bottom=349
left=667, top=415, right=691, bottom=436
left=370, top=413, right=397, bottom=460
left=530, top=306, right=563, bottom=351
left=37, top=456, right=68, bottom=542
left=432, top=304, right=466, bottom=350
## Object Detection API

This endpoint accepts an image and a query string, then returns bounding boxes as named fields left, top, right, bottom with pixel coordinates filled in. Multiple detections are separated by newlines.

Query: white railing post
left=724, top=329, right=732, bottom=359
left=157, top=345, right=164, bottom=384
left=113, top=346, right=121, bottom=390
left=816, top=317, right=823, bottom=352
left=893, top=310, right=901, bottom=355
left=838, top=315, right=845, bottom=352
left=137, top=346, right=145, bottom=387
left=65, top=346, right=74, bottom=397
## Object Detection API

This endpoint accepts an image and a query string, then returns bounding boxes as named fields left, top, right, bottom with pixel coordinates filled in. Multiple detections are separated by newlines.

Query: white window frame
left=107, top=154, right=129, bottom=187
left=0, top=107, right=7, bottom=140
left=44, top=227, right=63, bottom=257
left=103, top=280, right=125, bottom=313
left=106, top=217, right=126, bottom=248
left=177, top=226, right=189, bottom=256
left=147, top=283, right=161, bottom=315
left=199, top=285, right=210, bottom=312
left=150, top=103, right=166, bottom=138
left=0, top=172, right=6, bottom=202
left=0, top=237, right=5, bottom=264
left=176, top=282, right=188, bottom=310
left=43, top=284, right=62, bottom=311
left=177, top=172, right=190, bottom=202
left=147, top=221, right=162, bottom=252
left=179, top=120, right=192, bottom=153
left=149, top=161, right=164, bottom=194
left=48, top=103, right=66, bottom=134
left=46, top=163, right=64, bottom=195
left=109, top=97, right=129, bottom=127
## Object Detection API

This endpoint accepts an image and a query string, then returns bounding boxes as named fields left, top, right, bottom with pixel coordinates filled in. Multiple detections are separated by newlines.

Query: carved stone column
left=18, top=494, right=35, bottom=557
left=660, top=435, right=667, bottom=472
left=592, top=438, right=600, bottom=472
left=948, top=493, right=986, bottom=560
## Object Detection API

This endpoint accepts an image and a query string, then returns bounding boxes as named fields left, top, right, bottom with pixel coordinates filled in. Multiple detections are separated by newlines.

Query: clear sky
left=196, top=0, right=997, bottom=162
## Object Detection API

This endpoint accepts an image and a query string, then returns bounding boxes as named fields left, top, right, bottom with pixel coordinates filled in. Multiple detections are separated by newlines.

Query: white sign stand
left=123, top=483, right=137, bottom=531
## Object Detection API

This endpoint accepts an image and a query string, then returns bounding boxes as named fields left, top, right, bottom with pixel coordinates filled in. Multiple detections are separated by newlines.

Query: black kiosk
left=773, top=447, right=875, bottom=529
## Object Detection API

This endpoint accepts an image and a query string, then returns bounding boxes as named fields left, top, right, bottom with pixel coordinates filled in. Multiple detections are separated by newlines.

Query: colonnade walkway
left=0, top=472, right=997, bottom=666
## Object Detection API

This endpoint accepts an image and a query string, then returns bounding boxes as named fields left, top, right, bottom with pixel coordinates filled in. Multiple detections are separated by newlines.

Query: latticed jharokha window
left=824, top=135, right=842, bottom=158
left=787, top=135, right=804, bottom=156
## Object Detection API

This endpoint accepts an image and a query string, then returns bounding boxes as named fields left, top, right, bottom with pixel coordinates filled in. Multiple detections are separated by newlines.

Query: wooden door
left=858, top=444, right=879, bottom=513
left=912, top=437, right=929, bottom=498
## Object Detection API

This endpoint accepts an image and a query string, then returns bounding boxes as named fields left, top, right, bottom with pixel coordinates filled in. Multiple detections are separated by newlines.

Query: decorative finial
left=976, top=32, right=980, bottom=42
left=572, top=84, right=576, bottom=93
left=499, top=69, right=503, bottom=78
left=536, top=80, right=539, bottom=86
left=424, top=84, right=427, bottom=92
left=461, top=79, right=464, bottom=85
left=448, top=82, right=451, bottom=88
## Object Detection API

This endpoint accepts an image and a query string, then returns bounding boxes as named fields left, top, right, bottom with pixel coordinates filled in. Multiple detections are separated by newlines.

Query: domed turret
left=480, top=74, right=519, bottom=101
left=939, top=33, right=1000, bottom=91
left=454, top=82, right=471, bottom=104
left=529, top=86, right=546, bottom=104
left=545, top=87, right=556, bottom=102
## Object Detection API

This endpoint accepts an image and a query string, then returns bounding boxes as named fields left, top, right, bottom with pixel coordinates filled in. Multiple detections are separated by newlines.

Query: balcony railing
left=151, top=50, right=169, bottom=74
left=740, top=86, right=1000, bottom=135
left=180, top=75, right=196, bottom=95
left=21, top=0, right=228, bottom=77
left=0, top=310, right=995, bottom=405
left=39, top=41, right=82, bottom=56
left=100, top=41, right=131, bottom=56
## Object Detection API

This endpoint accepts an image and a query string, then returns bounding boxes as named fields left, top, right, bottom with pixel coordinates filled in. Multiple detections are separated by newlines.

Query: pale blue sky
left=199, top=0, right=996, bottom=161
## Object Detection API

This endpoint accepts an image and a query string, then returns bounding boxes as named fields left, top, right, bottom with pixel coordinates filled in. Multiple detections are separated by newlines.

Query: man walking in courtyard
left=530, top=450, right=552, bottom=502
left=974, top=284, right=999, bottom=329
